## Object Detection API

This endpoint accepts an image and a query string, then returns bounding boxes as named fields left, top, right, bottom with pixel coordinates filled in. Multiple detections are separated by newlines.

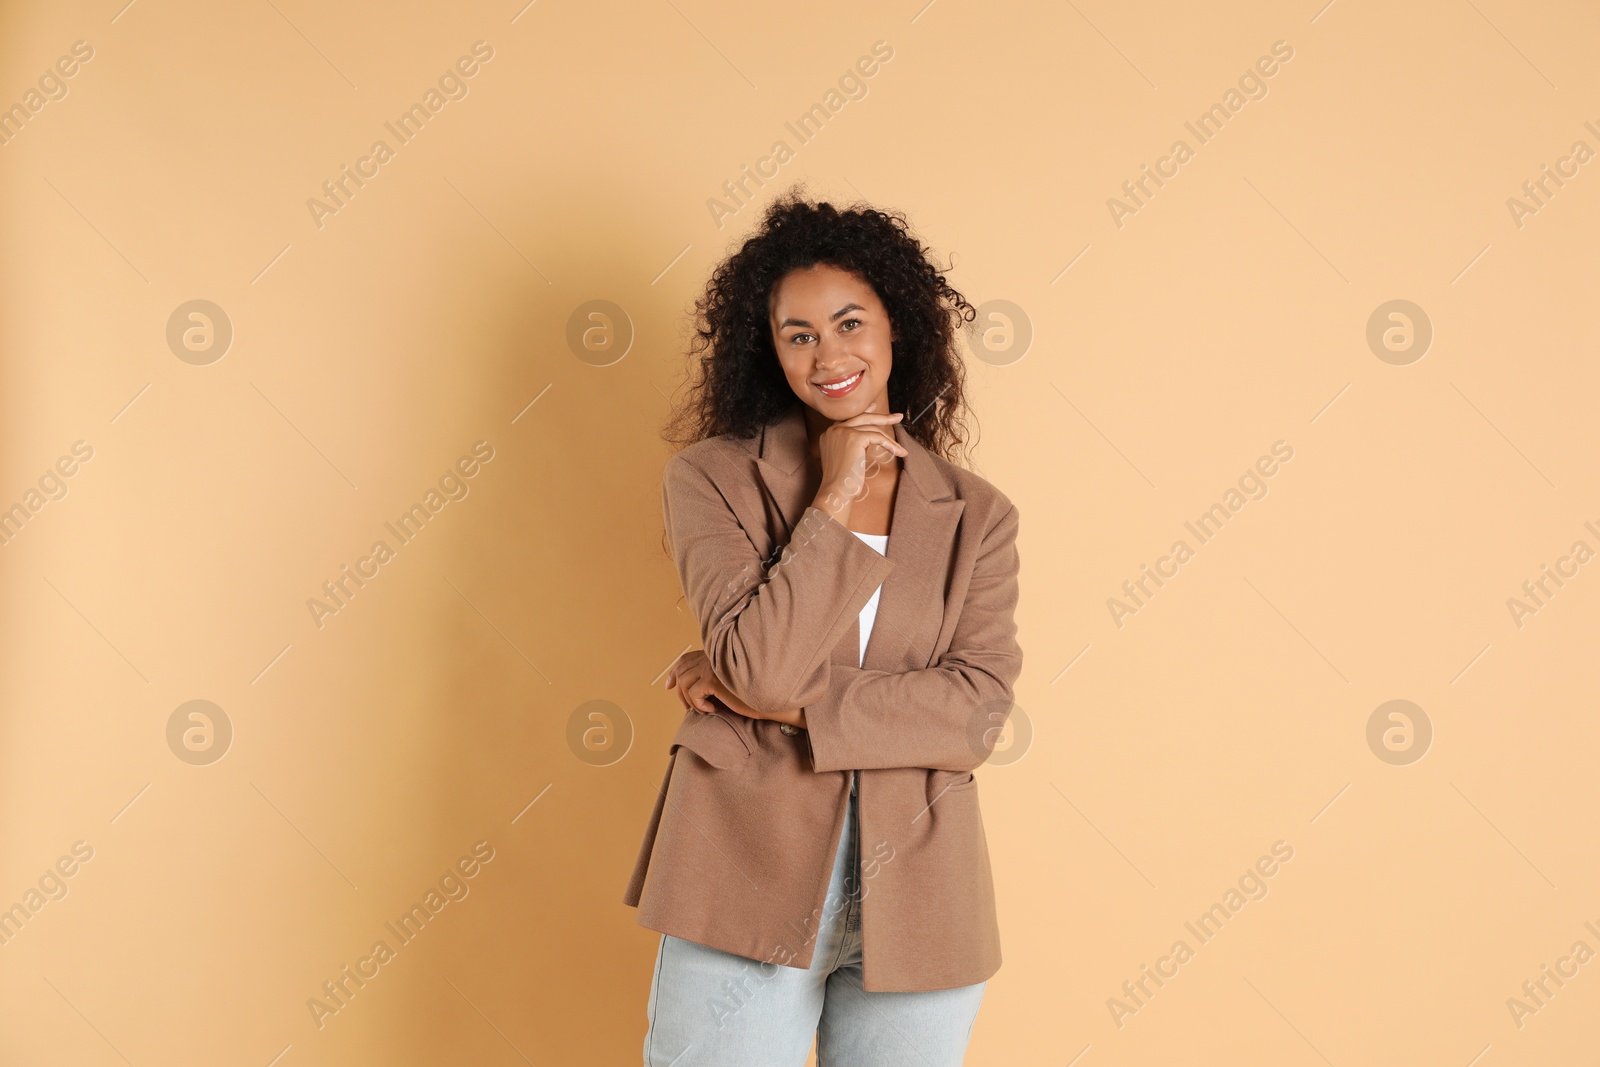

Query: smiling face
left=768, top=263, right=896, bottom=421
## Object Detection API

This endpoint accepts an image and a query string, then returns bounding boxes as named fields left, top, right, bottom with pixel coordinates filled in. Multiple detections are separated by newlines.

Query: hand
left=664, top=648, right=734, bottom=714
left=813, top=403, right=907, bottom=524
left=664, top=649, right=806, bottom=729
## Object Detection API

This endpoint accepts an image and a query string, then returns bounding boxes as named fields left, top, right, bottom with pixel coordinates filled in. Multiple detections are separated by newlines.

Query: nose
left=813, top=332, right=848, bottom=371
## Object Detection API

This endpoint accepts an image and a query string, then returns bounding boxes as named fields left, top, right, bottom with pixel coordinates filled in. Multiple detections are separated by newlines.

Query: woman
left=624, top=189, right=1023, bottom=1066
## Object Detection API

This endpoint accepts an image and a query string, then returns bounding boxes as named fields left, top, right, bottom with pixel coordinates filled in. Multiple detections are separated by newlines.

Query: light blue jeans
left=643, top=775, right=987, bottom=1065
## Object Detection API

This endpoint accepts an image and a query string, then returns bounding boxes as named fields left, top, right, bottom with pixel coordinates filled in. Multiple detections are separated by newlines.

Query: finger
left=863, top=426, right=908, bottom=457
left=866, top=427, right=907, bottom=452
left=697, top=682, right=721, bottom=713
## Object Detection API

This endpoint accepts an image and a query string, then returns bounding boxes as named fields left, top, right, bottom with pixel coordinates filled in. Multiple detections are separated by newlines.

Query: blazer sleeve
left=662, top=451, right=895, bottom=714
left=800, top=502, right=1022, bottom=775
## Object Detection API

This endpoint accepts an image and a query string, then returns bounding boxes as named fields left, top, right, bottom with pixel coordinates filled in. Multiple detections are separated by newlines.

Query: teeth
left=819, top=372, right=861, bottom=391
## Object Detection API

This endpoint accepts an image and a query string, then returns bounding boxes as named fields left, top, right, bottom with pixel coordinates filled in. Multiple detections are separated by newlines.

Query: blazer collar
left=749, top=401, right=965, bottom=673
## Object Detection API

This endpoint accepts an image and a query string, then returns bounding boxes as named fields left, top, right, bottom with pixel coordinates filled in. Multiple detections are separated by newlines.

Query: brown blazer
left=622, top=400, right=1023, bottom=992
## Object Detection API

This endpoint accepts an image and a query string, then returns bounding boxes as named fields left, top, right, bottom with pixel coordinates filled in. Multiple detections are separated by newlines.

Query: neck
left=801, top=406, right=829, bottom=459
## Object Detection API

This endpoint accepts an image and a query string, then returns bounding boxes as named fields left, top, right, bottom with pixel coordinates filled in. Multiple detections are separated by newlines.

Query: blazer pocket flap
left=669, top=710, right=752, bottom=769
left=928, top=769, right=977, bottom=801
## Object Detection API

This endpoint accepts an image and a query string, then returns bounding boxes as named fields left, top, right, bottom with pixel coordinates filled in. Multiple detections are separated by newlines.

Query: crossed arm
left=665, top=650, right=805, bottom=728
left=662, top=452, right=1022, bottom=775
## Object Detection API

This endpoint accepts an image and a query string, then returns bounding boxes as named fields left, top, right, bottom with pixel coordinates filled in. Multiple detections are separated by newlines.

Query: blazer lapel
left=751, top=403, right=965, bottom=674
left=867, top=451, right=963, bottom=672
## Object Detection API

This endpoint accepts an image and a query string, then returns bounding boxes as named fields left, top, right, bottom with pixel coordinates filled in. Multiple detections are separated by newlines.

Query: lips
left=815, top=370, right=862, bottom=398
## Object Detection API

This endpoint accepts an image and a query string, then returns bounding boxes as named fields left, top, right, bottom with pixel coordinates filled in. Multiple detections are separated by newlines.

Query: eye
left=788, top=331, right=815, bottom=345
left=840, top=318, right=862, bottom=332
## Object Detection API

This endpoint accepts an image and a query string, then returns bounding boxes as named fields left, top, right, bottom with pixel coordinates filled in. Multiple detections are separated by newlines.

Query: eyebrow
left=778, top=303, right=867, bottom=330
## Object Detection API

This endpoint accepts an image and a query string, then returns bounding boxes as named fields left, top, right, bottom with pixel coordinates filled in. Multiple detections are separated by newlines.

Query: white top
left=851, top=530, right=890, bottom=666
left=849, top=530, right=888, bottom=798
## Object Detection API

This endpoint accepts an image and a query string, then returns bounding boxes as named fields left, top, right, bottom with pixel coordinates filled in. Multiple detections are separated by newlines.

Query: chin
left=813, top=398, right=865, bottom=421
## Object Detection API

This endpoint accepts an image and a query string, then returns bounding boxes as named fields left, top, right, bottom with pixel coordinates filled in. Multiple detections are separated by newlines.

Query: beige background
left=1, top=0, right=1596, bottom=1063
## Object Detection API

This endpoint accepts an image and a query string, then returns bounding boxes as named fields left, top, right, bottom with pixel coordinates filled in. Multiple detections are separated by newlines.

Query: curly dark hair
left=661, top=183, right=978, bottom=467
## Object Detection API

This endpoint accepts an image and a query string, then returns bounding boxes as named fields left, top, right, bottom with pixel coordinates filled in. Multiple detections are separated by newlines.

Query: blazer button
left=778, top=722, right=799, bottom=736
